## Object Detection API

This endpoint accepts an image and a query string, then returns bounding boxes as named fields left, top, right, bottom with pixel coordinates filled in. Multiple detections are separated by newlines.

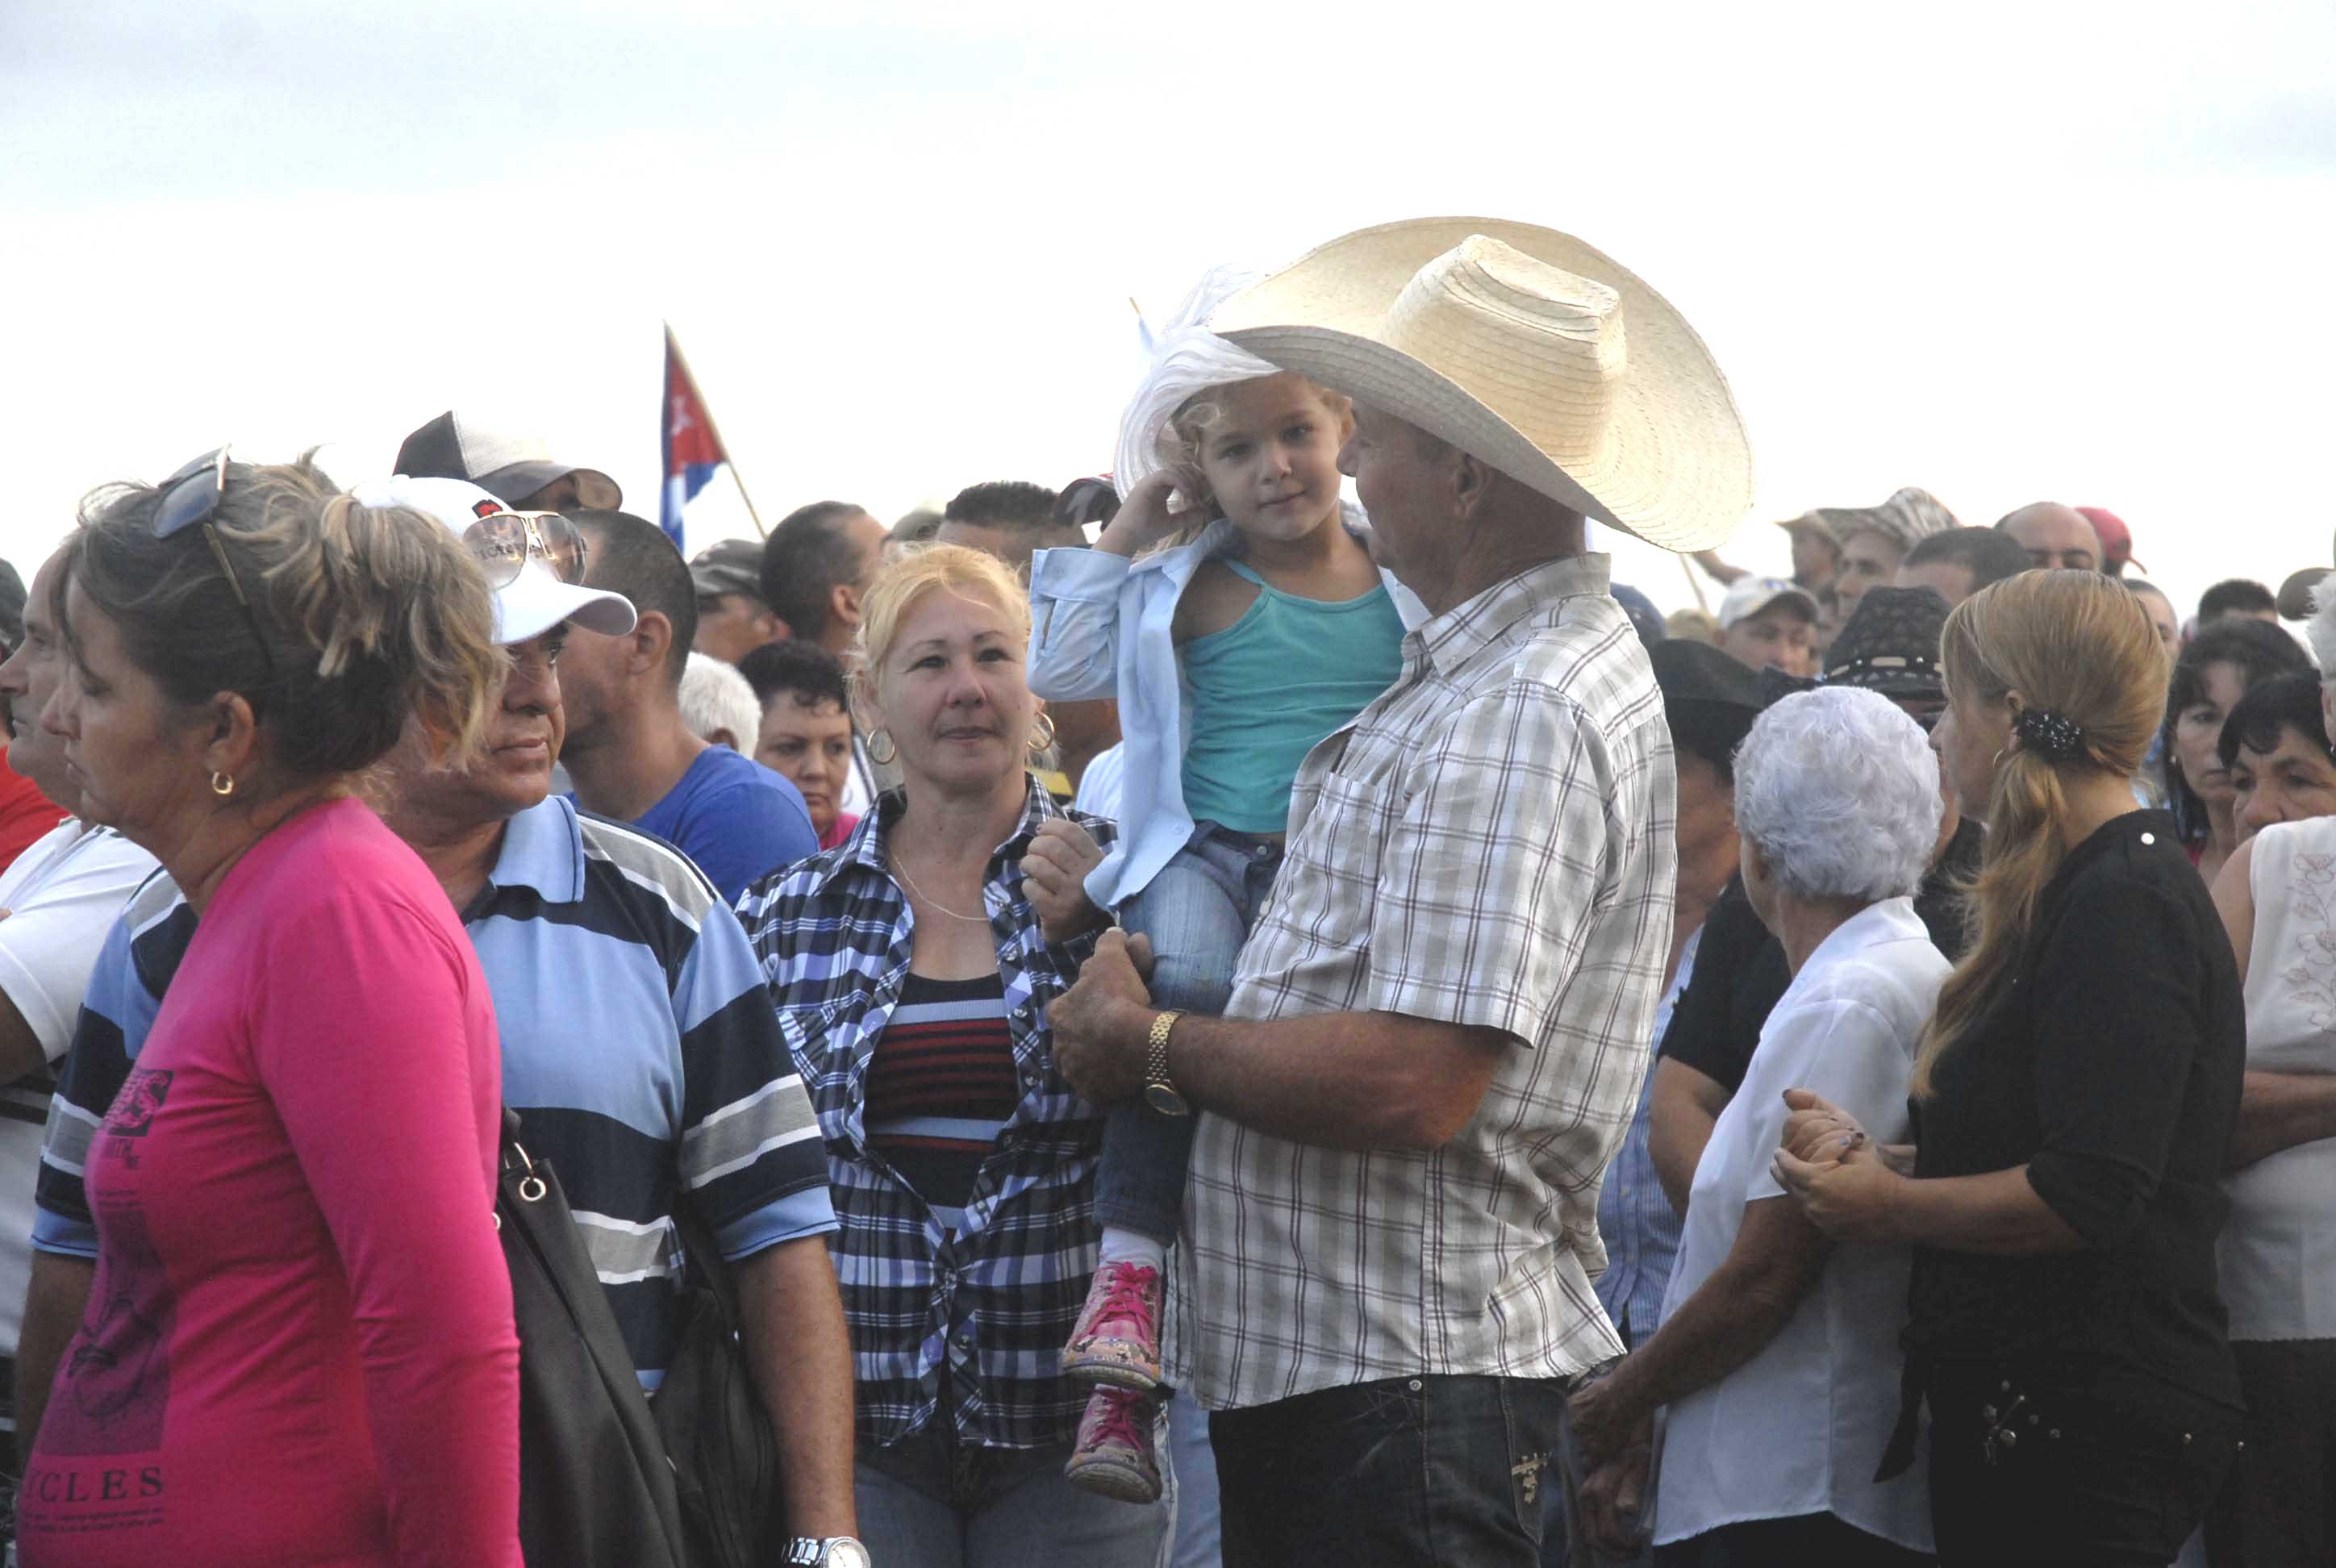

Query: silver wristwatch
left=784, top=1538, right=870, bottom=1568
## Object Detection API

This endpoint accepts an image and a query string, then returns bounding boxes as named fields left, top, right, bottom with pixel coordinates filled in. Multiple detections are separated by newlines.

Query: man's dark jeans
left=1210, top=1373, right=1565, bottom=1566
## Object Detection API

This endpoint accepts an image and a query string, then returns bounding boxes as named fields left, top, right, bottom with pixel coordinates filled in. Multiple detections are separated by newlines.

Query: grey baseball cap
left=394, top=411, right=620, bottom=510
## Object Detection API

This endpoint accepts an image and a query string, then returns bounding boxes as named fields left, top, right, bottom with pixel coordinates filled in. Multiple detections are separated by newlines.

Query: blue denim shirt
left=1594, top=926, right=1701, bottom=1351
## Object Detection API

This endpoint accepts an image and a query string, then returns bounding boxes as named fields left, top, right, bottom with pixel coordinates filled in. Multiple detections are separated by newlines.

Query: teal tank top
left=1178, top=560, right=1408, bottom=834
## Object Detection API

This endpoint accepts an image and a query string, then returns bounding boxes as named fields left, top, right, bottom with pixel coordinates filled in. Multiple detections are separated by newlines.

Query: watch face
left=829, top=1543, right=873, bottom=1568
left=1144, top=1082, right=1191, bottom=1118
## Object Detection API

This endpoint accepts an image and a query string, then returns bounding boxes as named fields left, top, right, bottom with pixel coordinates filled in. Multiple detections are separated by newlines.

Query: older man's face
left=2132, top=587, right=2181, bottom=651
left=1337, top=401, right=1439, bottom=582
left=2000, top=503, right=2102, bottom=572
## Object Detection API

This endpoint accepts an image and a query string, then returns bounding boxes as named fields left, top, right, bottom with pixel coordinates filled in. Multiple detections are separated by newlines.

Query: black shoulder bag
left=495, top=1110, right=691, bottom=1568
left=651, top=1195, right=788, bottom=1568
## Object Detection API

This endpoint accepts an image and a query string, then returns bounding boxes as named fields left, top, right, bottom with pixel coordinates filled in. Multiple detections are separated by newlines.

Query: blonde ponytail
left=1910, top=570, right=2168, bottom=1095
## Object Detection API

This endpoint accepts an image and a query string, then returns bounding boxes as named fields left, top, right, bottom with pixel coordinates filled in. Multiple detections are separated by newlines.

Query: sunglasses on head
left=460, top=508, right=590, bottom=590
left=152, top=445, right=278, bottom=679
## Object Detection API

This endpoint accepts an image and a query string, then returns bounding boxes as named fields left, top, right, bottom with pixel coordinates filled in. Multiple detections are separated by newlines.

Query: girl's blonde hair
left=1147, top=373, right=1353, bottom=548
left=1911, top=569, right=2170, bottom=1095
left=849, top=542, right=1034, bottom=728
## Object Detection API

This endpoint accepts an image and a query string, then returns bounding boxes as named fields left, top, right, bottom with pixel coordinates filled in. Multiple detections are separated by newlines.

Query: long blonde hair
left=1911, top=569, right=2169, bottom=1095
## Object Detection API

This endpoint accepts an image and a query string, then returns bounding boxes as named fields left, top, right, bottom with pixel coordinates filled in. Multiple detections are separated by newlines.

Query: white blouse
left=2223, top=814, right=2336, bottom=1342
left=1653, top=898, right=1946, bottom=1553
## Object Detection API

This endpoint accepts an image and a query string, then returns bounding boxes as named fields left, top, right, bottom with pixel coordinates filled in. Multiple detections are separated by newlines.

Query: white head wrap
left=1113, top=265, right=1283, bottom=499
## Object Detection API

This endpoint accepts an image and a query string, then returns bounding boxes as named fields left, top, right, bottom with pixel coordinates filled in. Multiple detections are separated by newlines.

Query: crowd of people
left=0, top=213, right=2326, bottom=1568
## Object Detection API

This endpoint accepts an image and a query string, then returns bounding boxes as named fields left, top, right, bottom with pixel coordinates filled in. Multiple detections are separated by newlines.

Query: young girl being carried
left=1026, top=269, right=1422, bottom=1501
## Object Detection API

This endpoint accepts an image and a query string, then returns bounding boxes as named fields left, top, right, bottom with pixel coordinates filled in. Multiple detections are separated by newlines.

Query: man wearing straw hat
left=1050, top=217, right=1751, bottom=1564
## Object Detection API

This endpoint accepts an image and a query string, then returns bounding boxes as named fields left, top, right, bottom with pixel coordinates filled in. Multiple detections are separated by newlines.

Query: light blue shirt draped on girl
left=1027, top=517, right=1427, bottom=911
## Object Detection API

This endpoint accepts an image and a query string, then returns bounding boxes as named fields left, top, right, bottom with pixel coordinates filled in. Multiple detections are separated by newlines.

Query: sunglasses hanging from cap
left=152, top=445, right=278, bottom=680
left=461, top=509, right=590, bottom=590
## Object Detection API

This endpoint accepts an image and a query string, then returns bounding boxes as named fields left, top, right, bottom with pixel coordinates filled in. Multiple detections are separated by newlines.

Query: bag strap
left=503, top=1105, right=737, bottom=1315
left=669, top=1183, right=740, bottom=1307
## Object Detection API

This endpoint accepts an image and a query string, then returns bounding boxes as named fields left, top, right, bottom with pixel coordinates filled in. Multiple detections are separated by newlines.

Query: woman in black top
left=1774, top=569, right=2245, bottom=1566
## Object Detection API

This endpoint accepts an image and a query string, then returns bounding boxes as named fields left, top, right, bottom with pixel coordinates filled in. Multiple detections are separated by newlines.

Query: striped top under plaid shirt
left=1170, top=553, right=1678, bottom=1411
left=36, top=796, right=836, bottom=1387
left=738, top=777, right=1116, bottom=1450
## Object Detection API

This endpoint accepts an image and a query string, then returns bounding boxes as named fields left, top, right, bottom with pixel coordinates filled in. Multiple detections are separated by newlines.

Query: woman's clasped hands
left=1769, top=1088, right=1910, bottom=1244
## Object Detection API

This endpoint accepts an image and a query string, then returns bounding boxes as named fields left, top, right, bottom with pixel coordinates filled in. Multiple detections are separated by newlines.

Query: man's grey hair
left=2307, top=579, right=2336, bottom=684
left=678, top=652, right=762, bottom=752
left=1733, top=686, right=1941, bottom=903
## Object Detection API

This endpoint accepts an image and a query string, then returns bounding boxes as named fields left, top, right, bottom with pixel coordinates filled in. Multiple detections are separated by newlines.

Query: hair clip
left=2013, top=706, right=2086, bottom=761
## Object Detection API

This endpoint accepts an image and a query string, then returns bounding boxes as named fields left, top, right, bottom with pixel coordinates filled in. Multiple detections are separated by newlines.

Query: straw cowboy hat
left=1817, top=487, right=1958, bottom=549
left=1206, top=217, right=1753, bottom=552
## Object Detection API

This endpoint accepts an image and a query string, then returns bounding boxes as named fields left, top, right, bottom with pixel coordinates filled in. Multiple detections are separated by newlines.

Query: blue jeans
left=1210, top=1374, right=1566, bottom=1566
left=853, top=1422, right=1168, bottom=1568
left=1165, top=1387, right=1221, bottom=1568
left=1095, top=824, right=1283, bottom=1241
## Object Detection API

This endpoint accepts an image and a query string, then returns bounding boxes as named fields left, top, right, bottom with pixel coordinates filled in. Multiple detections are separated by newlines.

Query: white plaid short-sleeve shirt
left=1170, top=553, right=1677, bottom=1411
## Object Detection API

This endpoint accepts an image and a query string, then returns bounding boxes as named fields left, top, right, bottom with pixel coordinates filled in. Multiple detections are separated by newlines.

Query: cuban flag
left=660, top=325, right=727, bottom=548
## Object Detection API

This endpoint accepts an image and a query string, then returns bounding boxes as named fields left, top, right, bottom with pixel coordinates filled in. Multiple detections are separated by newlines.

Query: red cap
left=2076, top=507, right=2143, bottom=573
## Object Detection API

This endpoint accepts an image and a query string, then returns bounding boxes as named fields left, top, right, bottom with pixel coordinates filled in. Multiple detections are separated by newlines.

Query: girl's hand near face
left=1095, top=469, right=1207, bottom=559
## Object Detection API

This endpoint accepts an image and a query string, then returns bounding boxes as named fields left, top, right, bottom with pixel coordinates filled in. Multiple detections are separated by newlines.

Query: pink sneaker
left=1062, top=1261, right=1162, bottom=1389
left=1065, top=1386, right=1162, bottom=1504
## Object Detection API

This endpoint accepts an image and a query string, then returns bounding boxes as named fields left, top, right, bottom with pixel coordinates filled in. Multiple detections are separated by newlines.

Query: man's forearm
left=735, top=1236, right=857, bottom=1540
left=16, top=1250, right=95, bottom=1456
left=2230, top=1071, right=2336, bottom=1169
left=0, top=990, right=52, bottom=1087
left=1606, top=1256, right=1800, bottom=1419
left=1600, top=1201, right=1823, bottom=1418
left=1169, top=1007, right=1505, bottom=1151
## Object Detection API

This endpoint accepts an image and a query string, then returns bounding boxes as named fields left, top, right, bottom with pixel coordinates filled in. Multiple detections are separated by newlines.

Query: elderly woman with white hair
left=1569, top=686, right=1947, bottom=1566
left=677, top=650, right=763, bottom=753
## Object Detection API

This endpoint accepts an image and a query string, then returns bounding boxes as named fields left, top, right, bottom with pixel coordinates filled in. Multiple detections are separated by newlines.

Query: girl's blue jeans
left=1092, top=823, right=1283, bottom=1241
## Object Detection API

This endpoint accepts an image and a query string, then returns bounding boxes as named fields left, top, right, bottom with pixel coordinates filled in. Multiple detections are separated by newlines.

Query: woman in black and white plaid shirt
left=737, top=544, right=1163, bottom=1568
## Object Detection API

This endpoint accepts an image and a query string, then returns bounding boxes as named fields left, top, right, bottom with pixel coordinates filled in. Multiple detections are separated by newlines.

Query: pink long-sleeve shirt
left=19, top=799, right=520, bottom=1566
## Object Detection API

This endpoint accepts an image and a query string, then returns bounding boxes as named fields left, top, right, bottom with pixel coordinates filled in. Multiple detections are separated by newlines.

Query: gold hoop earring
left=211, top=771, right=236, bottom=797
left=1028, top=710, right=1058, bottom=755
left=866, top=728, right=898, bottom=766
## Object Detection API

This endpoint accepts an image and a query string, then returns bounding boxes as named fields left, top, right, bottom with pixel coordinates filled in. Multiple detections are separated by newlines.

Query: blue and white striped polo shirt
left=37, top=794, right=835, bottom=1387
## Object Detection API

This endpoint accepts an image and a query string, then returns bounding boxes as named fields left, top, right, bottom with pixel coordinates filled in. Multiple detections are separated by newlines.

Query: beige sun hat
left=1205, top=217, right=1753, bottom=552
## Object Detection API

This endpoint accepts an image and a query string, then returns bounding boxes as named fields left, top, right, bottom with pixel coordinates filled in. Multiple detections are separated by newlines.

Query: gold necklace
left=891, top=853, right=989, bottom=923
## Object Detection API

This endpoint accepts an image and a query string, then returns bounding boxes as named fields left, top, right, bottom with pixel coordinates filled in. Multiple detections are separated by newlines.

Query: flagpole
left=1679, top=553, right=1711, bottom=615
left=664, top=323, right=768, bottom=539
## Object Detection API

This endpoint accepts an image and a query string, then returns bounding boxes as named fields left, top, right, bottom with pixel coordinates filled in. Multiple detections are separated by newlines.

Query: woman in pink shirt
left=17, top=451, right=520, bottom=1567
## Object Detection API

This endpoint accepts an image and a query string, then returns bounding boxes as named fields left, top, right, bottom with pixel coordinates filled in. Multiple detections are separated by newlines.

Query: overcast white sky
left=6, top=0, right=2333, bottom=617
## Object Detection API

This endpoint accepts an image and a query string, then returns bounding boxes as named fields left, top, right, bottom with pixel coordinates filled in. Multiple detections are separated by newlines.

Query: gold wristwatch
left=1144, top=1009, right=1191, bottom=1117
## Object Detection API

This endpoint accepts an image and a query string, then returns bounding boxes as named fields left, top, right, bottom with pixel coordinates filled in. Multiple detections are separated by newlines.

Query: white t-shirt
left=1073, top=741, right=1125, bottom=820
left=2222, top=814, right=2336, bottom=1341
left=1653, top=897, right=1946, bottom=1553
left=0, top=818, right=160, bottom=1357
